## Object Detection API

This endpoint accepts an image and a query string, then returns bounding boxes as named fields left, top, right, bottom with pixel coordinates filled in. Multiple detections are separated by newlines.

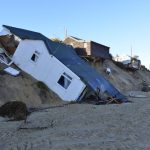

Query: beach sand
left=0, top=91, right=150, bottom=150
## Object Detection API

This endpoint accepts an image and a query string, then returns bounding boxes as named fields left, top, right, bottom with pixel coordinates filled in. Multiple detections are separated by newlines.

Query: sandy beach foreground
left=0, top=92, right=150, bottom=150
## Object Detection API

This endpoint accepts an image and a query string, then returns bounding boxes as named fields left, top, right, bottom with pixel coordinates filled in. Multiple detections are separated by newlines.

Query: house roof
left=3, top=25, right=126, bottom=102
left=90, top=40, right=110, bottom=49
left=69, top=36, right=84, bottom=42
left=3, top=25, right=44, bottom=40
left=67, top=36, right=110, bottom=49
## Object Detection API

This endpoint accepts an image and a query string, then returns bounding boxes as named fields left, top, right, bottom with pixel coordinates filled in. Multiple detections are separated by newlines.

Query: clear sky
left=0, top=0, right=150, bottom=68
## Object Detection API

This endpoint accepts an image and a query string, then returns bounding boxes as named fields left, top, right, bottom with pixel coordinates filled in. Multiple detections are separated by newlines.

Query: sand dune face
left=0, top=93, right=150, bottom=150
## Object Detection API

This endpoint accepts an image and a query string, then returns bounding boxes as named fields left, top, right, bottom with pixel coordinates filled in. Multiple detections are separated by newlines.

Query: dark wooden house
left=64, top=36, right=110, bottom=59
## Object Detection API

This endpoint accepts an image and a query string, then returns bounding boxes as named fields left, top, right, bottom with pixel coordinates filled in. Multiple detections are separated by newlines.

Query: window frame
left=31, top=51, right=40, bottom=63
left=57, top=72, right=72, bottom=89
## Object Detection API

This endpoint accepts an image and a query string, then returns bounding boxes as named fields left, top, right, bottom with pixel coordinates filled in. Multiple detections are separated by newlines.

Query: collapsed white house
left=0, top=25, right=86, bottom=101
left=0, top=25, right=127, bottom=102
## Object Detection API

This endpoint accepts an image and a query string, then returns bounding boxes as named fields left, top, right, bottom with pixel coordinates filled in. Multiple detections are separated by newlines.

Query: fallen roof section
left=2, top=25, right=127, bottom=102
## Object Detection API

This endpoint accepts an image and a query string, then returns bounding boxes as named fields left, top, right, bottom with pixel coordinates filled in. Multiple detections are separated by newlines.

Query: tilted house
left=0, top=25, right=126, bottom=102
left=64, top=36, right=110, bottom=59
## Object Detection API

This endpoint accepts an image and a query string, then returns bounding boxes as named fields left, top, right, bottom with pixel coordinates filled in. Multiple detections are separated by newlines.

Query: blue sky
left=0, top=0, right=150, bottom=68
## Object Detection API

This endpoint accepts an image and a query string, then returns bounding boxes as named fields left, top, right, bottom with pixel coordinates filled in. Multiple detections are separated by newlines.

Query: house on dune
left=64, top=36, right=110, bottom=61
left=0, top=25, right=126, bottom=102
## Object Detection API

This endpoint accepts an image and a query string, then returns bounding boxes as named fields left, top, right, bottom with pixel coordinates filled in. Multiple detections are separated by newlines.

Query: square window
left=57, top=73, right=72, bottom=89
left=31, top=53, right=39, bottom=62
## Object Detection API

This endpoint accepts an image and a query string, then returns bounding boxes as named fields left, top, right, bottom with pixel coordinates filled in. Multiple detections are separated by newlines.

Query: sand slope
left=90, top=60, right=150, bottom=92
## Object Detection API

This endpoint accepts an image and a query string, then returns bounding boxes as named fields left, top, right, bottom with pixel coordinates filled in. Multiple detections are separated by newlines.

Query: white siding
left=12, top=40, right=86, bottom=101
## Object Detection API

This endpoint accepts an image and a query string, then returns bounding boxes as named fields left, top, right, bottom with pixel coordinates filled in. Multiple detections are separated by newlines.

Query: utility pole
left=131, top=45, right=133, bottom=58
left=64, top=27, right=68, bottom=39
